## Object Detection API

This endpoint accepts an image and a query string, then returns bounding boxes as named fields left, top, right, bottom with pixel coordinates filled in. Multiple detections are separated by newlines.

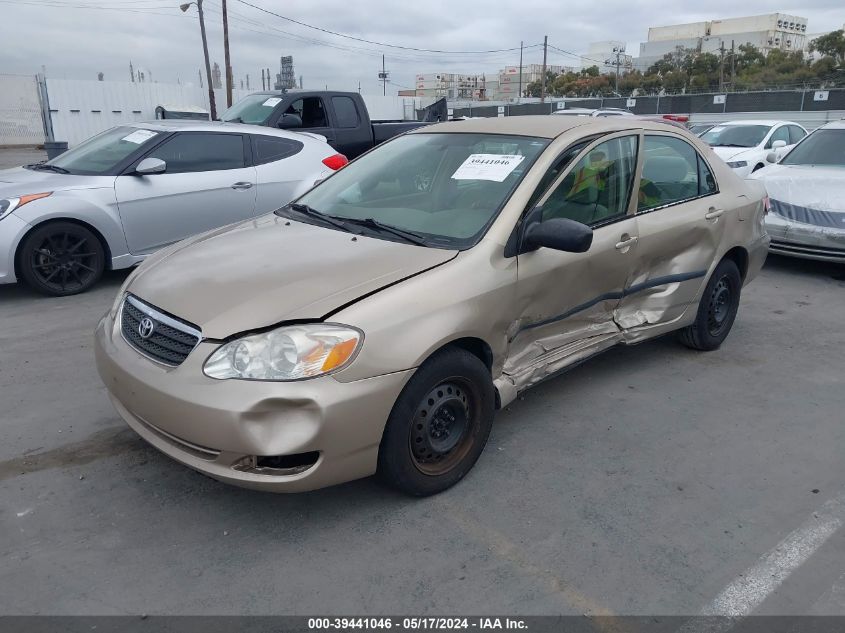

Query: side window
left=524, top=140, right=591, bottom=210
left=146, top=133, right=245, bottom=173
left=766, top=126, right=790, bottom=148
left=698, top=155, right=718, bottom=196
left=788, top=125, right=806, bottom=145
left=541, top=135, right=638, bottom=226
left=332, top=96, right=360, bottom=129
left=252, top=135, right=304, bottom=165
left=285, top=97, right=327, bottom=128
left=638, top=135, right=700, bottom=211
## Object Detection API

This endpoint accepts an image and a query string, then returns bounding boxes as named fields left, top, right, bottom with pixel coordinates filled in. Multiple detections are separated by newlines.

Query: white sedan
left=751, top=120, right=845, bottom=262
left=701, top=120, right=807, bottom=178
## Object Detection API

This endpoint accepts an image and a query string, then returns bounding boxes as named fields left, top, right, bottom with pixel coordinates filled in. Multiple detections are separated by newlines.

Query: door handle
left=231, top=182, right=253, bottom=190
left=705, top=208, right=724, bottom=221
left=615, top=235, right=638, bottom=250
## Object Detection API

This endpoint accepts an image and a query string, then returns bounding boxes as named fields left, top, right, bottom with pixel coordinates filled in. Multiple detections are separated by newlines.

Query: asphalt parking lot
left=1, top=150, right=844, bottom=617
left=1, top=257, right=843, bottom=616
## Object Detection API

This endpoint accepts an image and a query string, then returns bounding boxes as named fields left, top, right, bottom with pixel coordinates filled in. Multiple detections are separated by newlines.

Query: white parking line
left=678, top=492, right=845, bottom=633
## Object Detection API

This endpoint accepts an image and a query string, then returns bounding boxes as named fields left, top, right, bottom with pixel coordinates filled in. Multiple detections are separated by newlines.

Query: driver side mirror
left=524, top=217, right=593, bottom=253
left=766, top=152, right=778, bottom=164
left=771, top=139, right=787, bottom=150
left=278, top=113, right=302, bottom=129
left=135, top=157, right=166, bottom=175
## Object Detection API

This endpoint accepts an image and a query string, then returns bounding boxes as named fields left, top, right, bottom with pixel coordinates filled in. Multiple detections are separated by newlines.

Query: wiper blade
left=341, top=217, right=428, bottom=246
left=279, top=202, right=352, bottom=232
left=25, top=163, right=70, bottom=174
left=713, top=143, right=749, bottom=148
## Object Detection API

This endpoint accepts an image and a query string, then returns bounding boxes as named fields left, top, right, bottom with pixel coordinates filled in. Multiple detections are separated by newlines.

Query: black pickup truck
left=220, top=90, right=432, bottom=159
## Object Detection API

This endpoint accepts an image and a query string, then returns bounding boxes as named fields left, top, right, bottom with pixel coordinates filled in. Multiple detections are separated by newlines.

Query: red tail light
left=322, top=154, right=348, bottom=170
left=663, top=114, right=689, bottom=122
left=763, top=196, right=771, bottom=215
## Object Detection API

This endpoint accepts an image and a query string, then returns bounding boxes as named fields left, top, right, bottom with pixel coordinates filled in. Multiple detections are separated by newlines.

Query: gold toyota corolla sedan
left=95, top=116, right=770, bottom=496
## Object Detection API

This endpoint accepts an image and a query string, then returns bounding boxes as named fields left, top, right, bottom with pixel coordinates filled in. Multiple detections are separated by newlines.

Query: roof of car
left=415, top=115, right=691, bottom=139
left=819, top=119, right=845, bottom=130
left=125, top=120, right=317, bottom=140
left=714, top=120, right=798, bottom=127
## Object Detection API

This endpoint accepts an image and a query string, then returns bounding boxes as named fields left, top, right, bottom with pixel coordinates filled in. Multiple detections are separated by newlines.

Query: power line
left=233, top=0, right=532, bottom=55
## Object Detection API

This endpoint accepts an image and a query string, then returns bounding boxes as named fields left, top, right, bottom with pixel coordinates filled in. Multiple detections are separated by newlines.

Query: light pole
left=221, top=0, right=233, bottom=107
left=180, top=0, right=217, bottom=120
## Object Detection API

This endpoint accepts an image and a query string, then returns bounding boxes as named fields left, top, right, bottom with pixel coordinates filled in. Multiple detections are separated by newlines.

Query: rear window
left=332, top=96, right=360, bottom=129
left=252, top=135, right=304, bottom=165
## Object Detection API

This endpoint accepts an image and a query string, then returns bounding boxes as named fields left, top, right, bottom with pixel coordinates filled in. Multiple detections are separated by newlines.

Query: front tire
left=377, top=347, right=495, bottom=496
left=18, top=222, right=105, bottom=296
left=678, top=258, right=741, bottom=351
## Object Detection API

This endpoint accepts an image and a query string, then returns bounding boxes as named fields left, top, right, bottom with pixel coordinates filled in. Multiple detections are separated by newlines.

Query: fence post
left=36, top=74, right=55, bottom=143
left=656, top=93, right=660, bottom=114
left=800, top=88, right=806, bottom=112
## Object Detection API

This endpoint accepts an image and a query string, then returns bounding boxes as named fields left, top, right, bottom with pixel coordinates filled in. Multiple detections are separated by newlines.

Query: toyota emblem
left=138, top=317, right=156, bottom=339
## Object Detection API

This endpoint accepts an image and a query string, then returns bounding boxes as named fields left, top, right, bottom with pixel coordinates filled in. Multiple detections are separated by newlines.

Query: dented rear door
left=616, top=132, right=726, bottom=331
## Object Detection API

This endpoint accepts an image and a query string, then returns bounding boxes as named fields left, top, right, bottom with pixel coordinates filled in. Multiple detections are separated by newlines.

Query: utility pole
left=261, top=68, right=265, bottom=90
left=730, top=40, right=736, bottom=90
left=540, top=35, right=548, bottom=103
left=198, top=68, right=203, bottom=89
left=719, top=41, right=726, bottom=93
left=517, top=40, right=523, bottom=103
left=246, top=73, right=249, bottom=90
left=380, top=55, right=387, bottom=96
left=222, top=0, right=233, bottom=107
left=129, top=61, right=135, bottom=83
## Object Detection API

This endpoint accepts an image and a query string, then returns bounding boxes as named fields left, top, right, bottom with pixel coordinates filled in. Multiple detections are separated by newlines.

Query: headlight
left=726, top=161, right=747, bottom=169
left=0, top=192, right=52, bottom=220
left=203, top=324, right=362, bottom=381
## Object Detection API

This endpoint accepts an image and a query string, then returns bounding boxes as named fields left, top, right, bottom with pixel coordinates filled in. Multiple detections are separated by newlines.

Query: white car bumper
left=0, top=213, right=32, bottom=284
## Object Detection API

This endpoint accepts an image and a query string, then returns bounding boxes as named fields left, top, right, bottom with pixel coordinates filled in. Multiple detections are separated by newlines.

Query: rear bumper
left=94, top=311, right=413, bottom=492
left=0, top=213, right=31, bottom=284
left=765, top=214, right=845, bottom=263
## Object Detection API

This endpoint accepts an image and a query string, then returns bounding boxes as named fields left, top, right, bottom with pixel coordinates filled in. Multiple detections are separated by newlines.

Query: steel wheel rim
left=707, top=275, right=733, bottom=336
left=409, top=377, right=479, bottom=476
left=28, top=229, right=99, bottom=293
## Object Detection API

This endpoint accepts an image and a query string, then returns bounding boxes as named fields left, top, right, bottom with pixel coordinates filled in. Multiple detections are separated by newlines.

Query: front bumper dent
left=765, top=213, right=845, bottom=263
left=94, top=312, right=413, bottom=492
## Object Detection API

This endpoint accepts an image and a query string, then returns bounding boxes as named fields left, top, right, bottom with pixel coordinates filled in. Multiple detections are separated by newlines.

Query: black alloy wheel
left=18, top=222, right=105, bottom=296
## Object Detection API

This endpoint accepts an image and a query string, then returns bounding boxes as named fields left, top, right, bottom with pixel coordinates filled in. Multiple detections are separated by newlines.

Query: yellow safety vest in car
left=638, top=178, right=662, bottom=209
left=567, top=160, right=611, bottom=198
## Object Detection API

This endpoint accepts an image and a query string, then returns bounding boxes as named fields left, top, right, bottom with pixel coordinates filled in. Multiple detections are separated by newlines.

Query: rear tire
left=377, top=347, right=495, bottom=496
left=18, top=222, right=105, bottom=296
left=678, top=258, right=741, bottom=351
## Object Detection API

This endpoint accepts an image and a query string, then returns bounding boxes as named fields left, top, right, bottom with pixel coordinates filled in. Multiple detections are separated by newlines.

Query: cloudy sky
left=1, top=0, right=843, bottom=94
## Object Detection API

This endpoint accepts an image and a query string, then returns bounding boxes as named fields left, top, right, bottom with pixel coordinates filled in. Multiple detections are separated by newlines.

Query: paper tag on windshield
left=262, top=97, right=282, bottom=107
left=451, top=154, right=525, bottom=182
left=121, top=129, right=158, bottom=144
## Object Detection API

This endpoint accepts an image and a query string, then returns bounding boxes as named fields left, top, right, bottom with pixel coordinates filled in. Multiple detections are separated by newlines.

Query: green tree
left=809, top=30, right=845, bottom=66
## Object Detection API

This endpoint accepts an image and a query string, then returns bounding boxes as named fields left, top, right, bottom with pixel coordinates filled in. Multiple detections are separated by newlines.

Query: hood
left=751, top=164, right=845, bottom=214
left=0, top=167, right=113, bottom=198
left=128, top=214, right=458, bottom=339
left=710, top=146, right=754, bottom=163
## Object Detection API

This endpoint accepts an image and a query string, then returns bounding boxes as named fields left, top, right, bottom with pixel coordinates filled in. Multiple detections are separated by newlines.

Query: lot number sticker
left=121, top=129, right=159, bottom=144
left=451, top=154, right=525, bottom=182
left=262, top=97, right=282, bottom=107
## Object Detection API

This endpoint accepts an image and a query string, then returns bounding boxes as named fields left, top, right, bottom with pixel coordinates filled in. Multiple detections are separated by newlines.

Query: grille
left=121, top=296, right=201, bottom=366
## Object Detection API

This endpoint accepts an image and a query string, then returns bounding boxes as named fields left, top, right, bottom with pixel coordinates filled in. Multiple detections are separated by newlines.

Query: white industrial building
left=415, top=64, right=577, bottom=101
left=634, top=13, right=809, bottom=71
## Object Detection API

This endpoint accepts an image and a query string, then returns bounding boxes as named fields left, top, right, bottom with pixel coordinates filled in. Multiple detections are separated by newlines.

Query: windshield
left=701, top=124, right=771, bottom=148
left=221, top=94, right=281, bottom=124
left=780, top=130, right=845, bottom=167
left=42, top=126, right=163, bottom=175
left=292, top=133, right=549, bottom=248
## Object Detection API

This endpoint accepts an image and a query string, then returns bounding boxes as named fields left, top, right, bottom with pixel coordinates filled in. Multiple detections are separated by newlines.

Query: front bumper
left=0, top=213, right=32, bottom=284
left=94, top=311, right=413, bottom=492
left=765, top=213, right=845, bottom=263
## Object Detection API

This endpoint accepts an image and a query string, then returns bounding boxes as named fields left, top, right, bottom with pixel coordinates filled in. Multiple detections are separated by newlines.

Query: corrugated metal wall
left=0, top=74, right=45, bottom=146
